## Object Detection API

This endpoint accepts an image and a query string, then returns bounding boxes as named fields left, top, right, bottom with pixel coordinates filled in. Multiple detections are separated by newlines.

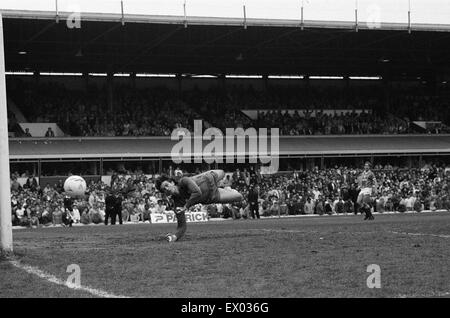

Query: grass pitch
left=1, top=212, right=450, bottom=298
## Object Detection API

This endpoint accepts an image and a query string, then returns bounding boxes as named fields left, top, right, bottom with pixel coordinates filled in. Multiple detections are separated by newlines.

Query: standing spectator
left=104, top=189, right=117, bottom=225
left=11, top=177, right=22, bottom=192
left=45, top=127, right=55, bottom=137
left=24, top=128, right=32, bottom=137
left=24, top=175, right=38, bottom=192
left=112, top=192, right=123, bottom=225
left=248, top=185, right=260, bottom=219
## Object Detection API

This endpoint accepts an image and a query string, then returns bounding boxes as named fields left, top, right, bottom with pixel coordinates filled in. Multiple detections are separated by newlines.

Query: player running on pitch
left=356, top=161, right=377, bottom=220
left=156, top=170, right=243, bottom=242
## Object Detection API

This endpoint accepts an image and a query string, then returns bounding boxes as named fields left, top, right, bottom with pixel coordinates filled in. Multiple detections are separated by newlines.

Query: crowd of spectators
left=9, top=81, right=203, bottom=137
left=390, top=92, right=450, bottom=134
left=230, top=164, right=450, bottom=217
left=257, top=109, right=409, bottom=135
left=10, top=171, right=169, bottom=227
left=10, top=161, right=450, bottom=227
left=8, top=80, right=450, bottom=137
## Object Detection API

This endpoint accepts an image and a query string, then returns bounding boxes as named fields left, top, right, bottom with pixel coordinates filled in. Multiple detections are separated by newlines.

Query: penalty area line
left=8, top=259, right=130, bottom=298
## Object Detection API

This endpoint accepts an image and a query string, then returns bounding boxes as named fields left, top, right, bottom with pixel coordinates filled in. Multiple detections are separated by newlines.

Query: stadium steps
left=7, top=97, right=27, bottom=137
left=409, top=121, right=450, bottom=134
left=7, top=97, right=28, bottom=123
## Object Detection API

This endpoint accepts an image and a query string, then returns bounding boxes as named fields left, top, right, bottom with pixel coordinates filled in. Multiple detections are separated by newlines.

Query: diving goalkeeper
left=156, top=170, right=243, bottom=242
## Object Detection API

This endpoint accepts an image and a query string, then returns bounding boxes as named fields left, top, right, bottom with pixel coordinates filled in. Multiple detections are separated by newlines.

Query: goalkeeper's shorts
left=359, top=188, right=373, bottom=196
left=357, top=188, right=373, bottom=204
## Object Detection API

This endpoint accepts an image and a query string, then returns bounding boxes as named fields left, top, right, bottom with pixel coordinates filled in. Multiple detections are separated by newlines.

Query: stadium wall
left=8, top=135, right=450, bottom=160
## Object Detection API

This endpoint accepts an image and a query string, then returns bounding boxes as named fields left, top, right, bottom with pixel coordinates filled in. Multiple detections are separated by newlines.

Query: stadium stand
left=3, top=9, right=450, bottom=228
left=7, top=81, right=205, bottom=137
left=6, top=79, right=450, bottom=136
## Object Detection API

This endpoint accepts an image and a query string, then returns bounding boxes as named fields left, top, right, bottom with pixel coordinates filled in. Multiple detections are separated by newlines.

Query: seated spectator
left=129, top=212, right=140, bottom=223
left=89, top=203, right=104, bottom=224
left=80, top=208, right=91, bottom=224
left=52, top=207, right=63, bottom=226
left=376, top=195, right=385, bottom=213
left=304, top=197, right=314, bottom=215
left=62, top=207, right=74, bottom=227
left=142, top=204, right=151, bottom=222
left=269, top=200, right=279, bottom=216
left=398, top=197, right=407, bottom=212
left=207, top=204, right=220, bottom=218
left=239, top=201, right=250, bottom=219
left=316, top=198, right=325, bottom=215
left=279, top=196, right=288, bottom=216
left=156, top=200, right=167, bottom=214
left=324, top=198, right=333, bottom=215
left=413, top=198, right=423, bottom=213
left=72, top=204, right=81, bottom=223
left=29, top=209, right=40, bottom=228
left=215, top=203, right=223, bottom=218
left=230, top=203, right=241, bottom=220
left=40, top=205, right=52, bottom=225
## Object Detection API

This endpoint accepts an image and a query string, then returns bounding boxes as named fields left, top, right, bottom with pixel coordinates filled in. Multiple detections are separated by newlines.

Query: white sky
left=0, top=0, right=449, bottom=24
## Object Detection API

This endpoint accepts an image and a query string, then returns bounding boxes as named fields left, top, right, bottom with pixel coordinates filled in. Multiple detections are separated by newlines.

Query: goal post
left=0, top=12, right=13, bottom=255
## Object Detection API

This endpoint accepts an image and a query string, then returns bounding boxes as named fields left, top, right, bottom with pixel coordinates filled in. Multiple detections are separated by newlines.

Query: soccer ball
left=64, top=175, right=87, bottom=197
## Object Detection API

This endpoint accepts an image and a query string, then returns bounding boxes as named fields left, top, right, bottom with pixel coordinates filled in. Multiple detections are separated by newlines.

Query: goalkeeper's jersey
left=173, top=171, right=220, bottom=208
left=358, top=170, right=376, bottom=189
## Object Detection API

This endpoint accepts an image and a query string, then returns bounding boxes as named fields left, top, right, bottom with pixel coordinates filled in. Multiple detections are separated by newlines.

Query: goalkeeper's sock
left=166, top=234, right=178, bottom=242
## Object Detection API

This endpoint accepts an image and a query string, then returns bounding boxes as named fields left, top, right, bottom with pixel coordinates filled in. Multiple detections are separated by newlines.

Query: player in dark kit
left=156, top=170, right=243, bottom=242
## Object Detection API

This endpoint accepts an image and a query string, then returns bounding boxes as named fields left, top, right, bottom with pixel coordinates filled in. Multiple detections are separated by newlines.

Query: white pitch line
left=397, top=291, right=450, bottom=298
left=389, top=231, right=450, bottom=239
left=252, top=228, right=316, bottom=234
left=8, top=259, right=130, bottom=298
left=257, top=229, right=306, bottom=234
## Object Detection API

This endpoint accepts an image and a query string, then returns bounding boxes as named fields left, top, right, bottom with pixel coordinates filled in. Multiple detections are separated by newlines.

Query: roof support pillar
left=176, top=73, right=183, bottom=94
left=83, top=72, right=89, bottom=92
left=263, top=74, right=269, bottom=90
left=218, top=74, right=226, bottom=90
left=107, top=72, right=114, bottom=113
